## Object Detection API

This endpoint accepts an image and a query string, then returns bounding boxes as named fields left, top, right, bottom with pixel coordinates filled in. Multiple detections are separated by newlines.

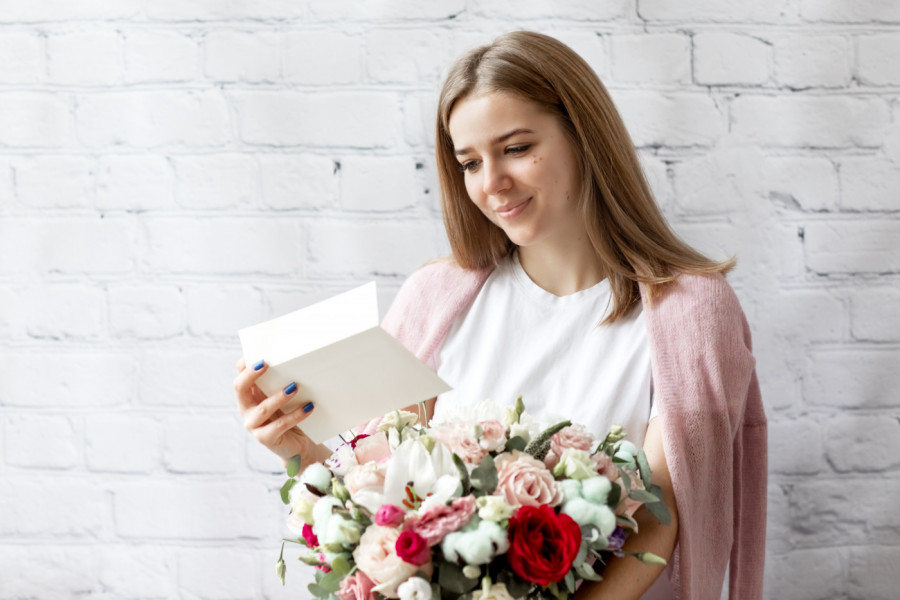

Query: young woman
left=235, top=31, right=767, bottom=600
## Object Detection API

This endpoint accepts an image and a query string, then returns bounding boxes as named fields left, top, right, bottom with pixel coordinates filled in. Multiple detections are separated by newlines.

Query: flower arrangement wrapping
left=276, top=398, right=670, bottom=600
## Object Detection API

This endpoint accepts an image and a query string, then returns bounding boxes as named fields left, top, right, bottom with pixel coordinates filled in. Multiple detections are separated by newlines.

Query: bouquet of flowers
left=276, top=398, right=670, bottom=600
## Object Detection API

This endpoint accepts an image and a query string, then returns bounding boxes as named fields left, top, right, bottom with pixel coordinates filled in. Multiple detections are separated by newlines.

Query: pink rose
left=395, top=530, right=431, bottom=566
left=344, top=461, right=386, bottom=497
left=301, top=523, right=318, bottom=548
left=375, top=504, right=406, bottom=527
left=405, top=495, right=477, bottom=546
left=432, top=423, right=488, bottom=465
left=544, top=425, right=595, bottom=469
left=494, top=450, right=563, bottom=508
left=353, top=525, right=433, bottom=598
left=479, top=420, right=508, bottom=452
left=337, top=570, right=377, bottom=600
left=354, top=431, right=392, bottom=464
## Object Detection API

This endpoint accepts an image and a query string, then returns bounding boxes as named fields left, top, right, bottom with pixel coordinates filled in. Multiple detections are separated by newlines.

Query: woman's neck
left=517, top=236, right=606, bottom=297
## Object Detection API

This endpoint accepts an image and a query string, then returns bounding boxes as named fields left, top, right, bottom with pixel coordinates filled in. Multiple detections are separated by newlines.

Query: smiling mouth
left=496, top=198, right=531, bottom=220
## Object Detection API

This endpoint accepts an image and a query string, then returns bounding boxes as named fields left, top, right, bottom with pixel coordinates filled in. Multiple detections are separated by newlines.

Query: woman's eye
left=458, top=160, right=480, bottom=173
left=507, top=144, right=530, bottom=155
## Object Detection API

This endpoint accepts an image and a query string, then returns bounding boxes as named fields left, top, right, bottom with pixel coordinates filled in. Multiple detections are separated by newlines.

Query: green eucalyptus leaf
left=317, top=569, right=343, bottom=593
left=635, top=449, right=652, bottom=488
left=564, top=571, right=575, bottom=593
left=331, top=555, right=351, bottom=577
left=615, top=514, right=638, bottom=531
left=505, top=436, right=527, bottom=452
left=280, top=478, right=298, bottom=505
left=286, top=454, right=302, bottom=478
left=607, top=481, right=621, bottom=507
left=644, top=499, right=671, bottom=526
left=438, top=562, right=479, bottom=594
left=470, top=454, right=498, bottom=495
left=628, top=488, right=659, bottom=503
left=452, top=454, right=472, bottom=496
left=307, top=583, right=329, bottom=599
left=575, top=561, right=604, bottom=582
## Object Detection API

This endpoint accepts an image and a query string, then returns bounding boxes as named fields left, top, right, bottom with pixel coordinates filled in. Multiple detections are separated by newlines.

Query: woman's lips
left=496, top=197, right=531, bottom=220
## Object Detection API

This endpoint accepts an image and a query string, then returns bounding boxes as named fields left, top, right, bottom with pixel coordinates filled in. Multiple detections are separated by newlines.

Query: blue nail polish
left=302, top=402, right=314, bottom=413
left=253, top=360, right=265, bottom=371
left=283, top=382, right=297, bottom=395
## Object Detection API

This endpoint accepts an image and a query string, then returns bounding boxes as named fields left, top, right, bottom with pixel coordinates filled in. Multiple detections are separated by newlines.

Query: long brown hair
left=436, top=31, right=734, bottom=323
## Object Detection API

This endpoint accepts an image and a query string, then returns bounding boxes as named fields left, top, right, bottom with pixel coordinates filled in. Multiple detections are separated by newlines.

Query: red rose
left=507, top=504, right=581, bottom=586
left=395, top=530, right=431, bottom=566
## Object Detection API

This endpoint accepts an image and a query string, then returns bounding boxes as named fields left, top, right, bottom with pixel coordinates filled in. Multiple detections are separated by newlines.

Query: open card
left=238, top=282, right=451, bottom=444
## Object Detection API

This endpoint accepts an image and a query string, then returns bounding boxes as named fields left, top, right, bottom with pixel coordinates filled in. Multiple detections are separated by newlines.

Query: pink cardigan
left=381, top=261, right=767, bottom=600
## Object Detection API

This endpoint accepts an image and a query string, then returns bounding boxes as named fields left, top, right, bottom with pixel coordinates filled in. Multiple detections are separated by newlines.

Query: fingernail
left=302, top=402, right=314, bottom=413
left=284, top=382, right=297, bottom=395
left=253, top=360, right=265, bottom=371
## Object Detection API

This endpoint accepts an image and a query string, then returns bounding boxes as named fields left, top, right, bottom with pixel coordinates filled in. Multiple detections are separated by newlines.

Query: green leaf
left=280, top=478, right=298, bottom=505
left=286, top=454, right=302, bottom=478
left=607, top=481, right=621, bottom=508
left=615, top=514, right=638, bottom=531
left=470, top=454, right=498, bottom=495
left=635, top=449, right=652, bottom=488
left=505, top=436, right=527, bottom=452
left=437, top=562, right=479, bottom=595
left=575, top=561, right=604, bottom=582
left=317, top=569, right=343, bottom=593
left=331, top=555, right=351, bottom=577
left=307, top=583, right=330, bottom=599
left=564, top=571, right=575, bottom=593
left=628, top=488, right=659, bottom=503
left=643, top=497, right=671, bottom=526
left=452, top=454, right=472, bottom=496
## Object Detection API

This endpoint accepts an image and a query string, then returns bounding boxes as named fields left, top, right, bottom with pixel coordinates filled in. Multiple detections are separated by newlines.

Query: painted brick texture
left=0, top=2, right=897, bottom=599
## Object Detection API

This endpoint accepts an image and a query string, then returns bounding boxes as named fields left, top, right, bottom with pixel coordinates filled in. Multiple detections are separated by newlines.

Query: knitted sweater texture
left=381, top=260, right=767, bottom=600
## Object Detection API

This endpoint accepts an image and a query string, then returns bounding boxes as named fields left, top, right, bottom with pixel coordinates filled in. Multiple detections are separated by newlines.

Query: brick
left=753, top=288, right=846, bottom=344
left=848, top=546, right=900, bottom=600
left=694, top=32, right=771, bottom=86
left=800, top=0, right=900, bottom=23
left=96, top=154, right=174, bottom=210
left=0, top=478, right=107, bottom=536
left=610, top=34, right=691, bottom=84
left=755, top=340, right=803, bottom=411
left=47, top=30, right=122, bottom=85
left=108, top=284, right=186, bottom=338
left=884, top=121, right=900, bottom=164
left=204, top=30, right=281, bottom=83
left=0, top=32, right=43, bottom=83
left=471, top=0, right=629, bottom=19
left=173, top=154, right=259, bottom=209
left=233, top=92, right=403, bottom=148
left=366, top=29, right=449, bottom=84
left=186, top=284, right=264, bottom=337
left=545, top=30, right=607, bottom=78
left=825, top=415, right=900, bottom=472
left=76, top=91, right=230, bottom=149
left=125, top=29, right=201, bottom=83
left=340, top=155, right=418, bottom=211
left=0, top=545, right=101, bottom=598
left=839, top=157, right=900, bottom=212
left=806, top=348, right=900, bottom=408
left=0, top=217, right=135, bottom=275
left=641, top=0, right=793, bottom=22
left=851, top=287, right=900, bottom=342
left=611, top=91, right=725, bottom=147
left=142, top=218, right=303, bottom=275
left=178, top=549, right=259, bottom=600
left=246, top=434, right=290, bottom=473
left=112, top=480, right=274, bottom=539
left=768, top=419, right=826, bottom=475
left=260, top=154, right=338, bottom=210
left=402, top=91, right=437, bottom=149
left=0, top=352, right=134, bottom=407
left=765, top=483, right=791, bottom=555
left=0, top=92, right=73, bottom=148
left=4, top=414, right=79, bottom=469
left=307, top=0, right=466, bottom=21
left=0, top=156, right=11, bottom=206
left=0, top=0, right=141, bottom=21
left=773, top=35, right=852, bottom=89
left=13, top=155, right=95, bottom=208
left=805, top=220, right=900, bottom=274
left=637, top=152, right=671, bottom=211
left=97, top=545, right=176, bottom=598
left=84, top=414, right=160, bottom=473
left=22, top=283, right=105, bottom=339
left=671, top=147, right=764, bottom=214
left=306, top=219, right=448, bottom=277
left=284, top=31, right=362, bottom=85
left=860, top=33, right=900, bottom=86
left=762, top=156, right=839, bottom=211
left=731, top=96, right=889, bottom=148
left=764, top=547, right=845, bottom=600
left=138, top=348, right=236, bottom=408
left=144, top=0, right=303, bottom=20
left=259, top=546, right=316, bottom=596
left=163, top=415, right=241, bottom=473
left=0, top=287, right=24, bottom=339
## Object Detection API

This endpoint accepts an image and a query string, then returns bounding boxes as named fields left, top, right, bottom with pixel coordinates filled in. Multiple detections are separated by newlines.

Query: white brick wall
left=1, top=2, right=898, bottom=599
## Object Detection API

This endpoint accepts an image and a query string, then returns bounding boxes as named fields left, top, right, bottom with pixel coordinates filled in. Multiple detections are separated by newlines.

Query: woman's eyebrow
left=454, top=128, right=535, bottom=156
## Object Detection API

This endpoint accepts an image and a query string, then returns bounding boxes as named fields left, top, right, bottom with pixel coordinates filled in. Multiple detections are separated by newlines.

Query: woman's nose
left=482, top=159, right=511, bottom=196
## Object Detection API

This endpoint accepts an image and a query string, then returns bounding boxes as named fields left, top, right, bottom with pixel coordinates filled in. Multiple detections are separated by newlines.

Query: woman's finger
left=251, top=400, right=316, bottom=448
left=234, top=358, right=269, bottom=412
left=244, top=381, right=303, bottom=431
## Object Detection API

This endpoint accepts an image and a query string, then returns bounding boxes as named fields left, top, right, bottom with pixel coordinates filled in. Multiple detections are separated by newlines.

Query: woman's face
left=447, top=91, right=583, bottom=252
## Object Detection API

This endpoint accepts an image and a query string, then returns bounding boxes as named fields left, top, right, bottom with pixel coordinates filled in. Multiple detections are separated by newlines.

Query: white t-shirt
left=434, top=252, right=655, bottom=447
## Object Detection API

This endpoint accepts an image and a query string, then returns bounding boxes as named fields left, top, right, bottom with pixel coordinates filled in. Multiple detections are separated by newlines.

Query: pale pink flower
left=337, top=570, right=377, bottom=600
left=493, top=450, right=563, bottom=508
left=544, top=424, right=595, bottom=469
left=406, top=495, right=477, bottom=546
left=344, top=461, right=386, bottom=497
left=354, top=432, right=392, bottom=464
left=478, top=420, right=507, bottom=452
left=353, top=525, right=433, bottom=599
left=431, top=423, right=487, bottom=465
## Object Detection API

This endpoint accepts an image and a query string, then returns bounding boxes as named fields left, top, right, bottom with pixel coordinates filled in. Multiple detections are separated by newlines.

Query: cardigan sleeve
left=642, top=274, right=767, bottom=600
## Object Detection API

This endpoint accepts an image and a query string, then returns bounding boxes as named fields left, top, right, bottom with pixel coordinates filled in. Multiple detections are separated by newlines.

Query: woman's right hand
left=234, top=357, right=318, bottom=464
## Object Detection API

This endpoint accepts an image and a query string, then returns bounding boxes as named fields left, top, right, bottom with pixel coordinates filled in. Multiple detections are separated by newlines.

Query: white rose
left=377, top=410, right=420, bottom=433
left=397, top=576, right=432, bottom=600
left=472, top=583, right=515, bottom=600
left=552, top=448, right=596, bottom=480
left=475, top=495, right=514, bottom=522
